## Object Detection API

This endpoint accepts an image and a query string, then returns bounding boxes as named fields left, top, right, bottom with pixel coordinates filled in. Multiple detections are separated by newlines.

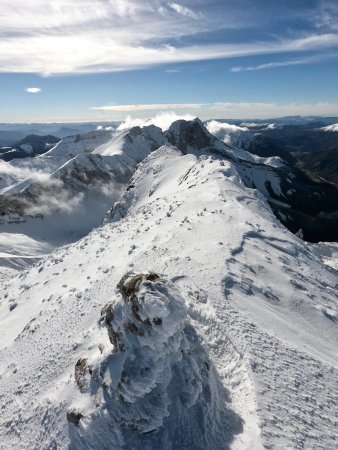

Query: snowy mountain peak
left=93, top=124, right=166, bottom=159
left=45, top=128, right=114, bottom=158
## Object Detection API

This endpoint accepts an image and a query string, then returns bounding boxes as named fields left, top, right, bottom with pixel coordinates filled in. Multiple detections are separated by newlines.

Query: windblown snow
left=0, top=119, right=337, bottom=450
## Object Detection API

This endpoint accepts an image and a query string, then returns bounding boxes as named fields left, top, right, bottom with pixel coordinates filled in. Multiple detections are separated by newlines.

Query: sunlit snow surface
left=0, top=122, right=337, bottom=449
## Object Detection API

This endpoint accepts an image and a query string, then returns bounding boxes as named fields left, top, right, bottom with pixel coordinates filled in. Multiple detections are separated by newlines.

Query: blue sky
left=1, top=0, right=338, bottom=122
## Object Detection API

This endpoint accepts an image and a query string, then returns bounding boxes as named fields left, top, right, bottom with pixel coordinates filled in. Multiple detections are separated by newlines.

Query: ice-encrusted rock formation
left=69, top=273, right=242, bottom=449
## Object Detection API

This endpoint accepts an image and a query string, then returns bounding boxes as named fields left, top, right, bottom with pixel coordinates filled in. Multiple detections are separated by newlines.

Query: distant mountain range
left=0, top=122, right=120, bottom=146
left=0, top=134, right=60, bottom=161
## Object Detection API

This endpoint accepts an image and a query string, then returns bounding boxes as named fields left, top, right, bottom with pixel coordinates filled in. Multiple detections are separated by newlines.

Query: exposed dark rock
left=74, top=358, right=89, bottom=391
left=117, top=272, right=161, bottom=301
left=166, top=118, right=217, bottom=152
left=0, top=195, right=27, bottom=216
left=67, top=411, right=83, bottom=427
left=100, top=304, right=120, bottom=349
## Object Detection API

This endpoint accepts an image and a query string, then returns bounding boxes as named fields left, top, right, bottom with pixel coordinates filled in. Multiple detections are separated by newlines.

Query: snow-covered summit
left=94, top=124, right=166, bottom=160
left=45, top=128, right=114, bottom=158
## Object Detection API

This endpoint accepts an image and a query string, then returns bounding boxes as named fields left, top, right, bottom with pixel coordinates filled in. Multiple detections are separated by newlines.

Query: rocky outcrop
left=166, top=118, right=218, bottom=152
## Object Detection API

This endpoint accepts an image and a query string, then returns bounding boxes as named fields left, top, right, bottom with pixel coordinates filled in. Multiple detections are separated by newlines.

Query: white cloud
left=206, top=120, right=249, bottom=134
left=206, top=120, right=250, bottom=145
left=116, top=112, right=196, bottom=131
left=2, top=33, right=335, bottom=75
left=1, top=0, right=338, bottom=74
left=168, top=3, right=201, bottom=19
left=89, top=101, right=338, bottom=120
left=230, top=53, right=336, bottom=72
left=25, top=87, right=41, bottom=93
left=25, top=182, right=85, bottom=216
left=0, top=160, right=102, bottom=216
left=0, top=160, right=50, bottom=182
left=231, top=61, right=307, bottom=72
left=142, top=112, right=196, bottom=130
left=316, top=1, right=338, bottom=31
left=91, top=103, right=205, bottom=112
left=96, top=125, right=114, bottom=131
left=116, top=117, right=146, bottom=130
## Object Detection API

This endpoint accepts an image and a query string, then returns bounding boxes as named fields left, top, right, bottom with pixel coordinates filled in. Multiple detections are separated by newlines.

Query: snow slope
left=0, top=232, right=53, bottom=269
left=93, top=124, right=165, bottom=159
left=0, top=136, right=337, bottom=449
left=44, top=129, right=114, bottom=158
left=309, top=241, right=338, bottom=270
left=0, top=130, right=114, bottom=195
left=0, top=126, right=166, bottom=268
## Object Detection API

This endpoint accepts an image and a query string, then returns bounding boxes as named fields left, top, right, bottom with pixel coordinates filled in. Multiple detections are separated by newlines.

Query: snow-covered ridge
left=45, top=128, right=114, bottom=158
left=93, top=124, right=165, bottom=159
left=0, top=127, right=337, bottom=448
left=0, top=117, right=337, bottom=270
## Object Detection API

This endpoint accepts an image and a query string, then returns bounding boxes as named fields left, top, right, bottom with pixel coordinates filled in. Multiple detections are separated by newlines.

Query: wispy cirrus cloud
left=230, top=53, right=337, bottom=72
left=1, top=32, right=338, bottom=75
left=315, top=1, right=338, bottom=31
left=1, top=0, right=338, bottom=75
left=168, top=3, right=201, bottom=19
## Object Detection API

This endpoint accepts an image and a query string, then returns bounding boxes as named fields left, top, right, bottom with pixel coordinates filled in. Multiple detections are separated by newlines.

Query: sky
left=1, top=0, right=338, bottom=122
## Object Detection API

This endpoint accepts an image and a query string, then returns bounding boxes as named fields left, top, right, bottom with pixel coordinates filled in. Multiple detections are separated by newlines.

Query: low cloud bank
left=0, top=160, right=119, bottom=217
left=25, top=178, right=85, bottom=216
left=117, top=112, right=196, bottom=132
left=91, top=102, right=338, bottom=121
left=206, top=120, right=251, bottom=145
left=0, top=160, right=53, bottom=186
